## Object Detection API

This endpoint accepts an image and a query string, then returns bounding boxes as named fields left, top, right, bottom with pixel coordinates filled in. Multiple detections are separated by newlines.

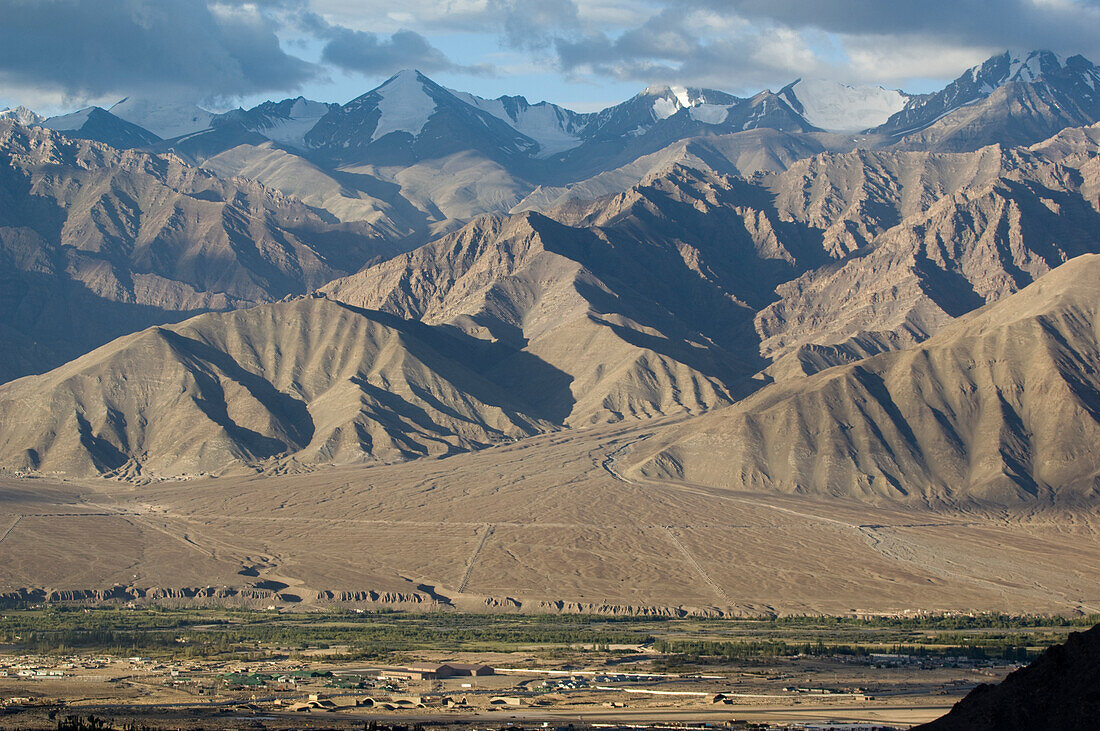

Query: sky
left=2, top=0, right=1099, bottom=116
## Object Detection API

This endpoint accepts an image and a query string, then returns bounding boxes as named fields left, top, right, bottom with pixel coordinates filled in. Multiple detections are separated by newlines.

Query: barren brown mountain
left=0, top=296, right=552, bottom=478
left=2, top=62, right=1100, bottom=616
left=0, top=121, right=397, bottom=382
left=322, top=166, right=813, bottom=424
left=756, top=130, right=1100, bottom=369
left=631, top=254, right=1100, bottom=507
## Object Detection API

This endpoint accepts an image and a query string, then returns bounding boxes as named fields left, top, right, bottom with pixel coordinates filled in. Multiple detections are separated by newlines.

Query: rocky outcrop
left=918, top=623, right=1100, bottom=730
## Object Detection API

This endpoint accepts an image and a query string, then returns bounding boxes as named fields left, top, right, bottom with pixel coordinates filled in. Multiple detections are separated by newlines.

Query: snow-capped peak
left=248, top=97, right=332, bottom=148
left=109, top=97, right=215, bottom=139
left=644, top=85, right=694, bottom=119
left=0, top=105, right=45, bottom=126
left=287, top=97, right=329, bottom=120
left=780, top=78, right=908, bottom=132
left=1007, top=50, right=1063, bottom=82
left=641, top=85, right=730, bottom=121
left=369, top=70, right=438, bottom=142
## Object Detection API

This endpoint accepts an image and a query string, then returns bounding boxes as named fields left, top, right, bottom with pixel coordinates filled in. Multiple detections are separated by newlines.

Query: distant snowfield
left=371, top=71, right=437, bottom=142
left=109, top=97, right=215, bottom=139
left=688, top=104, right=730, bottom=124
left=785, top=79, right=907, bottom=132
left=40, top=107, right=93, bottom=131
left=452, top=90, right=584, bottom=157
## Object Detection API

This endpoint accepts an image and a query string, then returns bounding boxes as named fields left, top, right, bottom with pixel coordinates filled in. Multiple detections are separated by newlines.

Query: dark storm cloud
left=549, top=0, right=1100, bottom=88
left=299, top=12, right=480, bottom=75
left=0, top=0, right=317, bottom=101
left=694, top=0, right=1100, bottom=57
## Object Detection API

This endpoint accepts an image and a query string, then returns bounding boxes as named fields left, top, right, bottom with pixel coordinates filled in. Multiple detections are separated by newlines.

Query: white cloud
left=843, top=36, right=999, bottom=83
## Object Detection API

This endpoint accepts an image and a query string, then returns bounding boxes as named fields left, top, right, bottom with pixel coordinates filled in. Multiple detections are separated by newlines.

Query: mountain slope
left=756, top=140, right=1100, bottom=364
left=0, top=296, right=553, bottom=478
left=109, top=97, right=216, bottom=140
left=220, top=96, right=335, bottom=149
left=199, top=141, right=429, bottom=238
left=631, top=254, right=1100, bottom=508
left=0, top=121, right=395, bottom=382
left=159, top=97, right=338, bottom=163
left=0, top=106, right=44, bottom=126
left=450, top=91, right=590, bottom=158
left=779, top=78, right=908, bottom=132
left=322, top=166, right=830, bottom=424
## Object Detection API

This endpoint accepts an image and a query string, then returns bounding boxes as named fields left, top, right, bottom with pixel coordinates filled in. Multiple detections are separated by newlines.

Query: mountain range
left=1, top=49, right=1100, bottom=512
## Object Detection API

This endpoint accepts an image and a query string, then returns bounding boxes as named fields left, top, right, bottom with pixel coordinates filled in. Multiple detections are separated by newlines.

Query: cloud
left=555, top=7, right=824, bottom=92
left=300, top=11, right=489, bottom=75
left=487, top=0, right=581, bottom=49
left=551, top=0, right=1100, bottom=91
left=5, top=0, right=1100, bottom=110
left=0, top=0, right=317, bottom=103
left=714, top=0, right=1100, bottom=65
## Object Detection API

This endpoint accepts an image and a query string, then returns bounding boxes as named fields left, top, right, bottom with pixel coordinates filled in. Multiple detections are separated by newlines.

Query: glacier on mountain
left=781, top=78, right=907, bottom=132
left=370, top=71, right=438, bottom=142
left=41, top=107, right=94, bottom=131
left=109, top=97, right=215, bottom=139
left=452, top=91, right=585, bottom=157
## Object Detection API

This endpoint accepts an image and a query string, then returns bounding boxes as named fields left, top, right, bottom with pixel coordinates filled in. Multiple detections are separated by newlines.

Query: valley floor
left=2, top=421, right=1098, bottom=616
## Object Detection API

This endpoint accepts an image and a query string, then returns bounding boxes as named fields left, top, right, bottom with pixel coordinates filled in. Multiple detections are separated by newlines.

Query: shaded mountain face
left=755, top=134, right=1100, bottom=366
left=321, top=166, right=831, bottom=425
left=0, top=121, right=396, bottom=382
left=305, top=70, right=539, bottom=167
left=630, top=254, right=1100, bottom=508
left=42, top=106, right=161, bottom=149
left=917, top=622, right=1100, bottom=730
left=0, top=297, right=555, bottom=479
left=875, top=50, right=1100, bottom=150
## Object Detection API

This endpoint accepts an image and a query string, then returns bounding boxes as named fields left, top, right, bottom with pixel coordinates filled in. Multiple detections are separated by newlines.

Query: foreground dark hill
left=918, top=623, right=1100, bottom=730
left=630, top=254, right=1100, bottom=507
left=0, top=297, right=552, bottom=478
left=0, top=121, right=397, bottom=382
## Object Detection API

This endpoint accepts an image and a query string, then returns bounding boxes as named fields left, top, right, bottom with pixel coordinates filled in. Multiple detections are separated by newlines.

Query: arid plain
left=4, top=418, right=1098, bottom=616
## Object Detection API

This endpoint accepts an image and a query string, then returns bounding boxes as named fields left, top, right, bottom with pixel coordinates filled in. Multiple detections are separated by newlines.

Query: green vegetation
left=0, top=607, right=1092, bottom=663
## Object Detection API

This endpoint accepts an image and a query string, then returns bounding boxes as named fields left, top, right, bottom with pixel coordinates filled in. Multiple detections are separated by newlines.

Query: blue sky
left=2, top=0, right=1099, bottom=115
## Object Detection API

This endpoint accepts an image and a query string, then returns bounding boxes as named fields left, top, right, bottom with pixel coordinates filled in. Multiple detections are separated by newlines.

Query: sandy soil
left=2, top=420, right=1098, bottom=615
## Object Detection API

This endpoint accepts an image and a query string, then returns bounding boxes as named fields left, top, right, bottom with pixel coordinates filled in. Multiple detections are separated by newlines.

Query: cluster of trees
left=650, top=638, right=1035, bottom=663
left=0, top=607, right=652, bottom=657
left=2, top=606, right=1085, bottom=660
